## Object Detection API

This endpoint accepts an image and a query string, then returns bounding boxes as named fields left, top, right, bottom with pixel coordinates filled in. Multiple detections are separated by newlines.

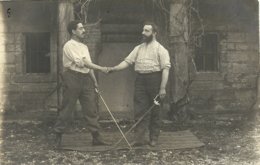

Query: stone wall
left=0, top=1, right=58, bottom=118
left=188, top=0, right=259, bottom=117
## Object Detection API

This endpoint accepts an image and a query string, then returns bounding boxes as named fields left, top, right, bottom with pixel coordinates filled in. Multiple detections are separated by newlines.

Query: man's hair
left=143, top=21, right=158, bottom=33
left=67, top=20, right=82, bottom=35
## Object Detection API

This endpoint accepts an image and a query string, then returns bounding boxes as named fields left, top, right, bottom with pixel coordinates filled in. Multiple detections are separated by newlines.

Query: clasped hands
left=100, top=67, right=115, bottom=74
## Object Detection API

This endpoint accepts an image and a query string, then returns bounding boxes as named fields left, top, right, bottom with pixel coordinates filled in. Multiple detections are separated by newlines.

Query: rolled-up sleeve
left=159, top=47, right=171, bottom=69
left=124, top=46, right=139, bottom=65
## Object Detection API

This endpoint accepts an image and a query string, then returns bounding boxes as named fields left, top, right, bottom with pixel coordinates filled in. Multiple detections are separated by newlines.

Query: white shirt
left=63, top=39, right=92, bottom=74
left=124, top=40, right=171, bottom=73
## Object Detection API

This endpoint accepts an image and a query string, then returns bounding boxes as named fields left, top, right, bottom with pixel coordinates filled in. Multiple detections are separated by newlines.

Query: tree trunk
left=57, top=0, right=74, bottom=110
left=169, top=0, right=189, bottom=103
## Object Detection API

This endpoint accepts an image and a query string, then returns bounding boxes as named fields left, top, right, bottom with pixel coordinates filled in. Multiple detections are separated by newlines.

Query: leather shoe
left=131, top=140, right=147, bottom=147
left=92, top=132, right=110, bottom=146
left=149, top=140, right=158, bottom=147
left=92, top=138, right=110, bottom=146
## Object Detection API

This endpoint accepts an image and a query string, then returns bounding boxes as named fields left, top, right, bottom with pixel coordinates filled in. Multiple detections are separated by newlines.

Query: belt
left=137, top=71, right=162, bottom=75
left=67, top=69, right=89, bottom=76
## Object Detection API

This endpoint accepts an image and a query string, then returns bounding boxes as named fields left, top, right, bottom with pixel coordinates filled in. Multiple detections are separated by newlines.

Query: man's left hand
left=159, top=88, right=166, bottom=100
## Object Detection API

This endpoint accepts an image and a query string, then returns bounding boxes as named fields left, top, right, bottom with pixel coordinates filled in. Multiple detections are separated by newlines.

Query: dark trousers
left=54, top=70, right=100, bottom=134
left=134, top=71, right=162, bottom=142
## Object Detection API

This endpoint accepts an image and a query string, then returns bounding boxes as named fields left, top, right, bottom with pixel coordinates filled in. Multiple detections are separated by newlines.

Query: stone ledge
left=194, top=72, right=224, bottom=81
left=101, top=24, right=141, bottom=34
left=12, top=74, right=57, bottom=83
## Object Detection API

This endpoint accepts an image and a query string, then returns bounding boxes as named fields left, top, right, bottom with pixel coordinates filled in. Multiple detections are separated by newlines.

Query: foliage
left=73, top=0, right=96, bottom=23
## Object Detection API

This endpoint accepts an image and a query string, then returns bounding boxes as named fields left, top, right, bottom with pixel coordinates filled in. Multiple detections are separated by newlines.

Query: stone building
left=0, top=0, right=258, bottom=121
left=0, top=1, right=58, bottom=119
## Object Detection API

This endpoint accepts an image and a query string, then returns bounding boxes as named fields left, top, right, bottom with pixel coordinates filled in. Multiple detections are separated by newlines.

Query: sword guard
left=95, top=88, right=99, bottom=94
left=153, top=95, right=161, bottom=106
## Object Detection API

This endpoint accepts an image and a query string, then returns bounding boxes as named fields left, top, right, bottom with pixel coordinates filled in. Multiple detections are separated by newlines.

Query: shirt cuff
left=161, top=65, right=171, bottom=70
left=124, top=59, right=133, bottom=65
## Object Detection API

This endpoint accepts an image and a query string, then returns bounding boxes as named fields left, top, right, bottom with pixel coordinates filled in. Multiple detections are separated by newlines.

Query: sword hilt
left=95, top=88, right=99, bottom=94
left=153, top=95, right=161, bottom=106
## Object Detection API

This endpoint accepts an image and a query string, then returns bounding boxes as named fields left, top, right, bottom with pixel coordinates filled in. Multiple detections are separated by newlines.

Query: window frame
left=24, top=32, right=51, bottom=74
left=13, top=31, right=57, bottom=83
left=194, top=32, right=220, bottom=73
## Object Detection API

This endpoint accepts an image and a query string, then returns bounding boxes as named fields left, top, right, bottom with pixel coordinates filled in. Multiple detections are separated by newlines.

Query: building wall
left=188, top=0, right=259, bottom=116
left=0, top=1, right=57, bottom=118
left=0, top=0, right=257, bottom=120
left=84, top=0, right=260, bottom=119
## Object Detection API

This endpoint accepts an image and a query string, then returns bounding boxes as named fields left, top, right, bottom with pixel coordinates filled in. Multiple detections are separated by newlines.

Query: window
left=195, top=33, right=219, bottom=71
left=25, top=32, right=50, bottom=73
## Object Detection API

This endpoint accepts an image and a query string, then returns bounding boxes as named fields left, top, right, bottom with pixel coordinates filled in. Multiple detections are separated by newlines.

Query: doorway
left=97, top=0, right=150, bottom=119
left=98, top=43, right=136, bottom=119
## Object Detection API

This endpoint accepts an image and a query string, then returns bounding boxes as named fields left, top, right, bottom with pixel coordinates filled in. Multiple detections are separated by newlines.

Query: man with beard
left=54, top=20, right=109, bottom=148
left=109, top=22, right=171, bottom=147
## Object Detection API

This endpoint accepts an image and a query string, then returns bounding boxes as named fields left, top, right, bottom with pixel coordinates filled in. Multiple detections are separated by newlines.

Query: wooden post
left=169, top=0, right=189, bottom=103
left=57, top=0, right=74, bottom=110
left=253, top=0, right=260, bottom=111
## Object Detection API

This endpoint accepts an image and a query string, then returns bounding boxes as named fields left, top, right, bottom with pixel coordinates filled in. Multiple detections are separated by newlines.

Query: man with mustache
left=109, top=22, right=171, bottom=147
left=54, top=20, right=109, bottom=148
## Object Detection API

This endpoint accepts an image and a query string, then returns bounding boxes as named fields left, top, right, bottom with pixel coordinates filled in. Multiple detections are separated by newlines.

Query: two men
left=54, top=20, right=170, bottom=148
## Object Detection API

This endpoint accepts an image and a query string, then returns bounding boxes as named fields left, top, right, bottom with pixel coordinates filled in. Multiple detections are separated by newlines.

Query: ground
left=0, top=114, right=260, bottom=165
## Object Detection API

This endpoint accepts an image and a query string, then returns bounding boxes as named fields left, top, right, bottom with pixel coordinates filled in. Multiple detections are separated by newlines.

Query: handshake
left=100, top=67, right=115, bottom=74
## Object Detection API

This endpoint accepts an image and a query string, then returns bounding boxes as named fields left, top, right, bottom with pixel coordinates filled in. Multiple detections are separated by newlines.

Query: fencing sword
left=95, top=88, right=132, bottom=150
left=112, top=95, right=161, bottom=148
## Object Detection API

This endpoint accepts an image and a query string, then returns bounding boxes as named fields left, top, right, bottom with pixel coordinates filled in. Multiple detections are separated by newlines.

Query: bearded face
left=142, top=33, right=153, bottom=43
left=142, top=25, right=155, bottom=43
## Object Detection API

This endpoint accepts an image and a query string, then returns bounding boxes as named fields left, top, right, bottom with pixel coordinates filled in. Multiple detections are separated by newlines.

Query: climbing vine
left=150, top=0, right=205, bottom=122
left=71, top=0, right=95, bottom=23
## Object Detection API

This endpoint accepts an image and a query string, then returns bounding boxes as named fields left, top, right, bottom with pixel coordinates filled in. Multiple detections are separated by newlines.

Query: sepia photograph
left=0, top=0, right=259, bottom=164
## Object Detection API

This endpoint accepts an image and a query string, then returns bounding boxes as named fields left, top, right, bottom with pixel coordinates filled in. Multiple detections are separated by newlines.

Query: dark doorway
left=97, top=0, right=152, bottom=118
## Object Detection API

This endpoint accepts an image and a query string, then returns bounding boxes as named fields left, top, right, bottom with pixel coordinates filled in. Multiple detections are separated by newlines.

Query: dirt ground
left=0, top=115, right=260, bottom=165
